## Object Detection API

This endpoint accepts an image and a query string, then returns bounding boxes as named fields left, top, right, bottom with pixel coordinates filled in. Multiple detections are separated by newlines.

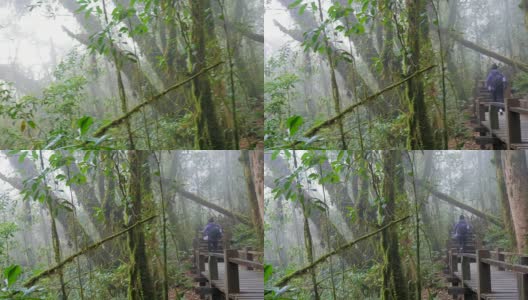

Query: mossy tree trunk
left=190, top=0, right=225, bottom=149
left=380, top=151, right=408, bottom=300
left=292, top=150, right=320, bottom=300
left=126, top=151, right=156, bottom=299
left=240, top=150, right=264, bottom=249
left=405, top=0, right=434, bottom=149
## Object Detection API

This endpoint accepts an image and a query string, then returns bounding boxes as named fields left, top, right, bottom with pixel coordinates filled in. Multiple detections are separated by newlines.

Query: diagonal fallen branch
left=22, top=215, right=158, bottom=287
left=274, top=215, right=411, bottom=286
left=416, top=179, right=503, bottom=227
left=298, top=65, right=437, bottom=142
left=93, top=61, right=224, bottom=137
left=174, top=187, right=251, bottom=226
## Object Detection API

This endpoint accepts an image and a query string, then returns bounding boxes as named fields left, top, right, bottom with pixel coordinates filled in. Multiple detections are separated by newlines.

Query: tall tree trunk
left=406, top=0, right=434, bottom=149
left=292, top=150, right=320, bottom=300
left=190, top=0, right=225, bottom=149
left=250, top=150, right=265, bottom=227
left=493, top=151, right=516, bottom=248
left=501, top=151, right=528, bottom=253
left=126, top=151, right=156, bottom=299
left=240, top=150, right=264, bottom=249
left=316, top=0, right=347, bottom=149
left=380, top=151, right=408, bottom=300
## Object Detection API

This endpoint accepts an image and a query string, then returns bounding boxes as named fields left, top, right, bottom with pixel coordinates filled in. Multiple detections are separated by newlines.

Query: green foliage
left=512, top=72, right=528, bottom=94
left=0, top=265, right=44, bottom=299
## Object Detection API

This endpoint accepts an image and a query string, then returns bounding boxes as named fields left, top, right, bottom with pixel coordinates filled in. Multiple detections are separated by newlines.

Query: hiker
left=453, top=215, right=471, bottom=252
left=486, top=64, right=507, bottom=113
left=203, top=218, right=223, bottom=252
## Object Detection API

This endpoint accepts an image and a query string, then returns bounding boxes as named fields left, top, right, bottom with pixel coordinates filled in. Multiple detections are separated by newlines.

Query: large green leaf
left=286, top=115, right=303, bottom=136
left=4, top=264, right=22, bottom=287
left=77, top=116, right=93, bottom=136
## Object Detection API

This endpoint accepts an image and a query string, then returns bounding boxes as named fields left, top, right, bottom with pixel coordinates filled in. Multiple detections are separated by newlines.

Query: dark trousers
left=492, top=86, right=504, bottom=103
left=208, top=239, right=219, bottom=252
left=457, top=235, right=466, bottom=251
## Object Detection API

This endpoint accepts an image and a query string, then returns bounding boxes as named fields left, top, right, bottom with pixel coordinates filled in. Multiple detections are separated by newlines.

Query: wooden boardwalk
left=202, top=262, right=264, bottom=300
left=454, top=262, right=519, bottom=299
left=481, top=112, right=528, bottom=144
left=473, top=80, right=528, bottom=149
left=446, top=248, right=528, bottom=300
left=193, top=235, right=264, bottom=299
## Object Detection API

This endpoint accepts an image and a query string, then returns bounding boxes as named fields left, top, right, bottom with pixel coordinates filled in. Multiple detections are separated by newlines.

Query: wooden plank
left=202, top=262, right=264, bottom=299
left=478, top=250, right=492, bottom=297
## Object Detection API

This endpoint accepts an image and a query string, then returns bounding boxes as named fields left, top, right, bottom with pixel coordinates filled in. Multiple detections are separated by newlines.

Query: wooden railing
left=447, top=248, right=528, bottom=299
left=474, top=80, right=528, bottom=149
left=192, top=234, right=263, bottom=299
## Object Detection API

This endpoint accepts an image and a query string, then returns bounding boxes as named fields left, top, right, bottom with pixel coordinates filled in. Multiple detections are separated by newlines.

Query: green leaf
left=286, top=115, right=303, bottom=136
left=288, top=0, right=303, bottom=9
left=77, top=116, right=93, bottom=136
left=4, top=264, right=22, bottom=287
left=299, top=3, right=308, bottom=15
left=264, top=264, right=273, bottom=282
left=18, top=151, right=28, bottom=163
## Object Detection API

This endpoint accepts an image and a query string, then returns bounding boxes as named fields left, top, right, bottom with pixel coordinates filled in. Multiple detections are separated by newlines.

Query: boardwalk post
left=478, top=100, right=486, bottom=123
left=519, top=256, right=528, bottom=300
left=450, top=249, right=458, bottom=274
left=490, top=104, right=499, bottom=129
left=193, top=238, right=200, bottom=274
left=199, top=253, right=205, bottom=273
left=224, top=249, right=240, bottom=296
left=462, top=255, right=471, bottom=280
left=245, top=247, right=254, bottom=271
left=477, top=249, right=491, bottom=298
left=497, top=248, right=505, bottom=271
left=505, top=98, right=522, bottom=149
left=209, top=255, right=218, bottom=280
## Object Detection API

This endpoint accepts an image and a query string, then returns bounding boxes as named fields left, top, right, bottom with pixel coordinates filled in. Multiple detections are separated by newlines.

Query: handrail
left=480, top=257, right=528, bottom=274
left=228, top=258, right=264, bottom=270
left=447, top=248, right=528, bottom=299
left=474, top=81, right=528, bottom=149
left=192, top=237, right=262, bottom=297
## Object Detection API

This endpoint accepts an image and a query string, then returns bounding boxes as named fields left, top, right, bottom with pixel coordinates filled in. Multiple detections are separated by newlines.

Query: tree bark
left=406, top=0, right=434, bottom=149
left=190, top=0, right=225, bottom=149
left=380, top=151, right=408, bottom=300
left=493, top=151, right=517, bottom=248
left=240, top=150, right=264, bottom=249
left=501, top=151, right=528, bottom=253
left=126, top=151, right=156, bottom=300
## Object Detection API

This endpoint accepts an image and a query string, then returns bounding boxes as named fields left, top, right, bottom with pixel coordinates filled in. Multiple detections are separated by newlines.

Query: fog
left=264, top=0, right=528, bottom=149
left=0, top=0, right=264, bottom=150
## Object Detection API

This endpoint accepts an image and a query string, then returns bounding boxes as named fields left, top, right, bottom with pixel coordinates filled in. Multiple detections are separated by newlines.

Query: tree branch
left=274, top=215, right=411, bottom=286
left=298, top=65, right=437, bottom=141
left=93, top=61, right=224, bottom=137
left=22, top=215, right=157, bottom=287
left=416, top=180, right=503, bottom=227
left=174, top=187, right=251, bottom=226
left=444, top=29, right=528, bottom=72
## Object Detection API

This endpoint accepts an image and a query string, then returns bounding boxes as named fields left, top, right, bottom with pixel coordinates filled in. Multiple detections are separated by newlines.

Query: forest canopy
left=0, top=150, right=264, bottom=299
left=0, top=0, right=264, bottom=150
left=264, top=150, right=528, bottom=299
left=264, top=0, right=528, bottom=150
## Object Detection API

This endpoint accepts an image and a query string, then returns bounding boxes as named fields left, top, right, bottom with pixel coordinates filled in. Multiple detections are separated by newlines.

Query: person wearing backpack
left=453, top=215, right=471, bottom=252
left=486, top=64, right=507, bottom=114
left=203, top=218, right=223, bottom=252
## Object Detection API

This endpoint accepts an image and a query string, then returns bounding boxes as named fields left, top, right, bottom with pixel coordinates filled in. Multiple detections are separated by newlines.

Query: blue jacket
left=486, top=69, right=505, bottom=90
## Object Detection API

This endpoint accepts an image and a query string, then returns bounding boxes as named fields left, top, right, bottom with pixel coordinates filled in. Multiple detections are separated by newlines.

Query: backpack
left=208, top=224, right=222, bottom=241
left=456, top=222, right=470, bottom=236
left=491, top=72, right=504, bottom=91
